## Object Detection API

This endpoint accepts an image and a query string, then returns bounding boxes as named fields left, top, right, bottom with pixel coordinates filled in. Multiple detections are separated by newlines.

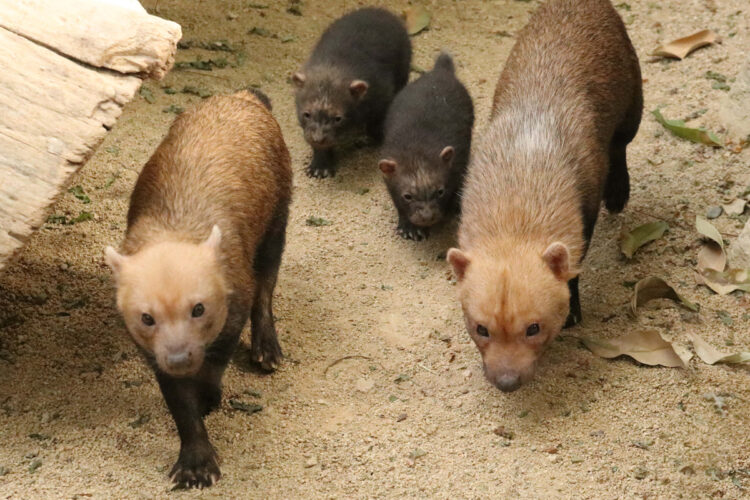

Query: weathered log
left=0, top=0, right=181, bottom=272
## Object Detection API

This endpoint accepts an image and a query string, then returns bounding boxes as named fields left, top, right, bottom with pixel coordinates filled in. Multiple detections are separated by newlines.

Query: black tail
left=247, top=88, right=272, bottom=110
left=434, top=52, right=455, bottom=73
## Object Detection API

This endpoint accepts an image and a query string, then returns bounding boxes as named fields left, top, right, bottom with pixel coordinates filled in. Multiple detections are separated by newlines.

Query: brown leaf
left=686, top=331, right=750, bottom=364
left=652, top=30, right=719, bottom=59
left=578, top=330, right=690, bottom=368
left=697, top=242, right=726, bottom=273
left=403, top=6, right=431, bottom=36
left=631, top=277, right=699, bottom=315
left=722, top=198, right=746, bottom=216
left=698, top=268, right=750, bottom=295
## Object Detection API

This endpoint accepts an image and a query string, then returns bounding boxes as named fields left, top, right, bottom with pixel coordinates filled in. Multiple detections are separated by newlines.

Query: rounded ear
left=104, top=246, right=126, bottom=278
left=349, top=80, right=369, bottom=99
left=379, top=159, right=397, bottom=175
left=292, top=72, right=306, bottom=88
left=447, top=248, right=470, bottom=281
left=542, top=242, right=576, bottom=281
left=440, top=146, right=454, bottom=164
left=203, top=225, right=222, bottom=251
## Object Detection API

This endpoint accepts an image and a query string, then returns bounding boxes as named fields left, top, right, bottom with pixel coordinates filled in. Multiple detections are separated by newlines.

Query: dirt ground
left=2, top=0, right=750, bottom=498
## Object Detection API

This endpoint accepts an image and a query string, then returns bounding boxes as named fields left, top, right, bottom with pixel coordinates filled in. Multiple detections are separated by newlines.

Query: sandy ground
left=2, top=0, right=750, bottom=498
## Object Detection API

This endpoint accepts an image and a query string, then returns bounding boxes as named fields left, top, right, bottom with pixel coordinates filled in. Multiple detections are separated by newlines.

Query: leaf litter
left=403, top=6, right=431, bottom=36
left=652, top=29, right=719, bottom=59
left=652, top=109, right=723, bottom=147
left=620, top=221, right=668, bottom=259
left=630, top=276, right=698, bottom=316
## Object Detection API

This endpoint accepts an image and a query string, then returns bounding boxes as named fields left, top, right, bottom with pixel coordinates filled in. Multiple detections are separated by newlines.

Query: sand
left=1, top=0, right=750, bottom=498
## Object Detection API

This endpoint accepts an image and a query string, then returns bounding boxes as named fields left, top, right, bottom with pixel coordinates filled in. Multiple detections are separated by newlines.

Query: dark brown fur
left=449, top=0, right=642, bottom=392
left=112, top=90, right=292, bottom=487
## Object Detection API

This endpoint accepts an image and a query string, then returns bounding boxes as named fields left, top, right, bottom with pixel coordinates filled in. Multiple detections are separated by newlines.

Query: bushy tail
left=434, top=51, right=455, bottom=73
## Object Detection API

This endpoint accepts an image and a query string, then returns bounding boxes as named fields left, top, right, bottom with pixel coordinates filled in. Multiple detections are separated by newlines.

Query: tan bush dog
left=447, top=0, right=643, bottom=392
left=104, top=90, right=292, bottom=488
left=292, top=7, right=411, bottom=178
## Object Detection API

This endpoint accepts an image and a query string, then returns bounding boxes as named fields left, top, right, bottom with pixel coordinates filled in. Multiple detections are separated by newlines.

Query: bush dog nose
left=496, top=374, right=521, bottom=393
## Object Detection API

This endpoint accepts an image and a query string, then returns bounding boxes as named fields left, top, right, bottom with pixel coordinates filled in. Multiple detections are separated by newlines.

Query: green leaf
left=68, top=185, right=91, bottom=204
left=620, top=221, right=668, bottom=258
left=229, top=399, right=263, bottom=414
left=404, top=6, right=431, bottom=36
left=162, top=104, right=185, bottom=115
left=652, top=109, right=723, bottom=147
left=631, top=276, right=698, bottom=315
left=139, top=85, right=155, bottom=103
left=305, top=216, right=332, bottom=227
left=577, top=329, right=690, bottom=368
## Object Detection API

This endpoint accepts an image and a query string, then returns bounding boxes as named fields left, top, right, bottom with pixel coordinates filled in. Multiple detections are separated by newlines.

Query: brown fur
left=448, top=0, right=642, bottom=391
left=123, top=90, right=291, bottom=299
left=105, top=90, right=292, bottom=487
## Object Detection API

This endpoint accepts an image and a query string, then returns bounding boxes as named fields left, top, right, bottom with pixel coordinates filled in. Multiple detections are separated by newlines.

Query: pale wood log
left=0, top=1, right=180, bottom=272
left=0, top=0, right=181, bottom=79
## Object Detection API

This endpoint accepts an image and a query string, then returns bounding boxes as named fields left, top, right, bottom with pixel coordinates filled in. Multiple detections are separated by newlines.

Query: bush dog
left=292, top=7, right=411, bottom=178
left=447, top=0, right=642, bottom=392
left=379, top=52, right=474, bottom=240
left=105, top=90, right=292, bottom=488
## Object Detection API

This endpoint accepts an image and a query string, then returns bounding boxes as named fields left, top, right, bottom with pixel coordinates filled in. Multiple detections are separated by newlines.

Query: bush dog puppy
left=105, top=90, right=292, bottom=488
left=292, top=7, right=411, bottom=178
left=447, top=0, right=642, bottom=392
left=379, top=52, right=474, bottom=240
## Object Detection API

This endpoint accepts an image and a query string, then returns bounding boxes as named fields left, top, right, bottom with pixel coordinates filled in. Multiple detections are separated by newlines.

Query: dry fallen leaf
left=722, top=198, right=746, bottom=216
left=403, top=6, right=431, bottom=36
left=620, top=221, right=668, bottom=259
left=698, top=268, right=750, bottom=295
left=697, top=242, right=726, bottom=273
left=686, top=331, right=750, bottom=364
left=652, top=109, right=723, bottom=147
left=652, top=29, right=719, bottom=59
left=578, top=330, right=690, bottom=368
left=631, top=276, right=699, bottom=315
left=696, top=215, right=725, bottom=251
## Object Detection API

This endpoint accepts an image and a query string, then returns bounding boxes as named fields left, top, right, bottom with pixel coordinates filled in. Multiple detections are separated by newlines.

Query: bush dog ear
left=349, top=80, right=369, bottom=99
left=379, top=159, right=397, bottom=175
left=542, top=242, right=576, bottom=281
left=447, top=248, right=470, bottom=281
left=292, top=72, right=306, bottom=88
left=203, top=225, right=222, bottom=251
left=104, top=246, right=126, bottom=278
left=440, top=146, right=454, bottom=164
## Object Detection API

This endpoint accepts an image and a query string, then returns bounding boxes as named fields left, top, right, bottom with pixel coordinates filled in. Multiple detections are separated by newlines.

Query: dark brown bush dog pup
left=105, top=90, right=292, bottom=488
left=293, top=7, right=411, bottom=178
left=379, top=52, right=474, bottom=241
left=447, top=0, right=642, bottom=392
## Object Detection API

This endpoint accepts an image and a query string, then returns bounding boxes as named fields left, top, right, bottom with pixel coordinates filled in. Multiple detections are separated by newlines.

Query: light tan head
left=447, top=242, right=576, bottom=392
left=104, top=226, right=229, bottom=377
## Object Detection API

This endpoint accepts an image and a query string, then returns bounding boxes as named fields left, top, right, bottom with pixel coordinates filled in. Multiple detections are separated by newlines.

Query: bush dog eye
left=141, top=313, right=155, bottom=326
left=476, top=325, right=489, bottom=337
left=192, top=303, right=205, bottom=318
left=526, top=323, right=540, bottom=337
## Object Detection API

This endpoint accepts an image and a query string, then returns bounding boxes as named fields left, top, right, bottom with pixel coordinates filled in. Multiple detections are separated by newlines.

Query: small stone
left=542, top=446, right=559, bottom=454
left=59, top=263, right=69, bottom=271
left=680, top=465, right=696, bottom=475
left=571, top=456, right=584, bottom=464
left=28, top=459, right=42, bottom=473
left=462, top=369, right=472, bottom=379
left=493, top=426, right=514, bottom=440
left=633, top=466, right=648, bottom=480
left=396, top=413, right=407, bottom=422
left=0, top=466, right=8, bottom=476
left=355, top=378, right=374, bottom=393
left=304, top=457, right=317, bottom=468
left=706, top=206, right=723, bottom=219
